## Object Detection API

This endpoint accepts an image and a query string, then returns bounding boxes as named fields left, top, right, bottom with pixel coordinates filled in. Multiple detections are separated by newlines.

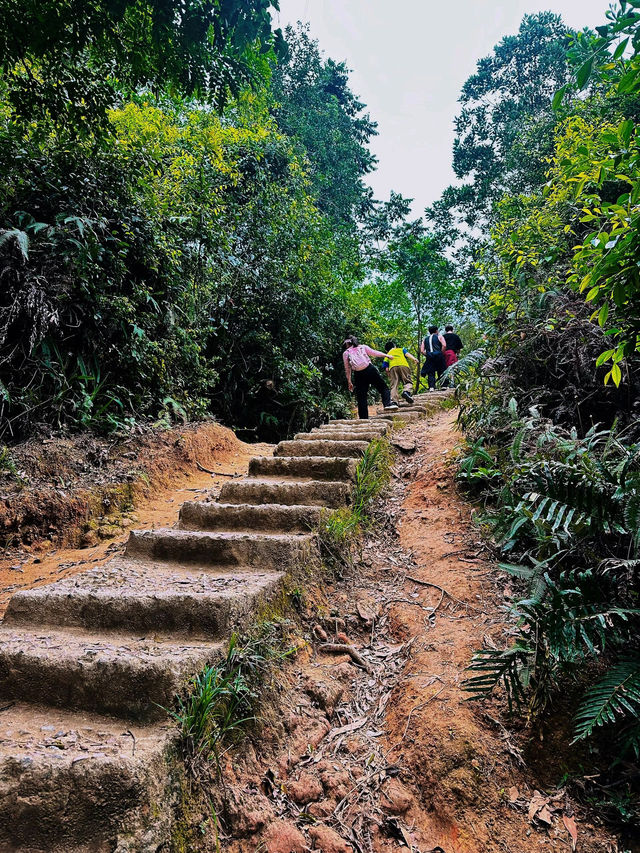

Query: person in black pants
left=343, top=336, right=398, bottom=419
left=420, top=325, right=447, bottom=390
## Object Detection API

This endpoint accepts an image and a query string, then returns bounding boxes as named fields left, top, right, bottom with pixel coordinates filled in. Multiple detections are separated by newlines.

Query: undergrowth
left=454, top=351, right=640, bottom=825
left=170, top=620, right=296, bottom=773
left=317, top=438, right=392, bottom=573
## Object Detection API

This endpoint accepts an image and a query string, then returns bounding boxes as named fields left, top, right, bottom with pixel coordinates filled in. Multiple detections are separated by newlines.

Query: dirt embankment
left=192, top=410, right=621, bottom=853
left=0, top=421, right=271, bottom=616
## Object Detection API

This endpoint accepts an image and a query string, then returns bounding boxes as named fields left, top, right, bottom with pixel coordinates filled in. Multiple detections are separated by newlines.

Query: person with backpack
left=442, top=324, right=463, bottom=388
left=382, top=339, right=419, bottom=405
left=342, top=336, right=398, bottom=419
left=420, top=325, right=447, bottom=391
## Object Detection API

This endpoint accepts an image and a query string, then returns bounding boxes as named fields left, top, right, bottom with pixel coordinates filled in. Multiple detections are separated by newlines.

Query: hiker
left=443, top=324, right=463, bottom=387
left=383, top=340, right=418, bottom=405
left=420, top=325, right=447, bottom=391
left=342, top=336, right=398, bottom=419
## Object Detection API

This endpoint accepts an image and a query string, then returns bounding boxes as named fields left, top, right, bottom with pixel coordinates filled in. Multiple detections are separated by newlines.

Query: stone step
left=313, top=426, right=387, bottom=437
left=0, top=625, right=222, bottom=721
left=370, top=411, right=422, bottom=422
left=274, top=439, right=368, bottom=459
left=219, top=478, right=351, bottom=508
left=4, top=559, right=282, bottom=637
left=414, top=391, right=452, bottom=401
left=0, top=703, right=174, bottom=853
left=388, top=404, right=427, bottom=413
left=126, top=527, right=313, bottom=570
left=179, top=501, right=322, bottom=533
left=248, top=455, right=357, bottom=482
left=321, top=420, right=391, bottom=432
left=295, top=431, right=383, bottom=443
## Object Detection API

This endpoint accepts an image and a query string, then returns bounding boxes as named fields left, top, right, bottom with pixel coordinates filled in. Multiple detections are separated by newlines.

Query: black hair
left=385, top=339, right=396, bottom=352
left=343, top=335, right=359, bottom=349
left=445, top=325, right=454, bottom=332
left=428, top=325, right=438, bottom=334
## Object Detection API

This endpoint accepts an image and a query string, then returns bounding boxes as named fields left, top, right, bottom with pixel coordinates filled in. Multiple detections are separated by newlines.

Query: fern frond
left=464, top=643, right=532, bottom=712
left=573, top=658, right=640, bottom=742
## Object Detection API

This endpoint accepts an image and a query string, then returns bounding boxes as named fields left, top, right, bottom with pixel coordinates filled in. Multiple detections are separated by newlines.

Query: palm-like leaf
left=573, top=658, right=640, bottom=742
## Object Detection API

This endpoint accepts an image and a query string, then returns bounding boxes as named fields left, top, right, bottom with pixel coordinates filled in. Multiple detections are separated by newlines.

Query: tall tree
left=270, top=23, right=378, bottom=230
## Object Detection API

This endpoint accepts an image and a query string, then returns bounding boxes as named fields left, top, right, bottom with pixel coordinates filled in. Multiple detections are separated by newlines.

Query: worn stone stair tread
left=0, top=702, right=174, bottom=852
left=179, top=501, right=323, bottom=532
left=219, top=477, right=351, bottom=507
left=274, top=439, right=368, bottom=459
left=5, top=559, right=283, bottom=635
left=320, top=420, right=391, bottom=431
left=294, top=431, right=383, bottom=442
left=382, top=404, right=427, bottom=413
left=126, top=526, right=314, bottom=568
left=0, top=624, right=224, bottom=720
left=370, top=411, right=422, bottom=421
left=248, top=455, right=357, bottom=482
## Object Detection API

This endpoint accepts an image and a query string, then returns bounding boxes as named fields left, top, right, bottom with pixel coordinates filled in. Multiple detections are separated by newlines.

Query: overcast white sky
left=275, top=0, right=614, bottom=216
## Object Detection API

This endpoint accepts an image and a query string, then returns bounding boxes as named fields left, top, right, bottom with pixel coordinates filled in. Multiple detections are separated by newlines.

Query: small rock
left=380, top=778, right=414, bottom=815
left=262, top=820, right=307, bottom=853
left=287, top=771, right=323, bottom=805
left=303, top=673, right=343, bottom=716
left=80, top=531, right=100, bottom=548
left=309, top=824, right=353, bottom=853
left=318, top=763, right=351, bottom=799
left=313, top=624, right=328, bottom=642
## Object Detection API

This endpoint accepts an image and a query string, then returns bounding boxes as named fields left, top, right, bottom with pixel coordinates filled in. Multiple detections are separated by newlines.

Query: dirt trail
left=211, top=408, right=619, bottom=853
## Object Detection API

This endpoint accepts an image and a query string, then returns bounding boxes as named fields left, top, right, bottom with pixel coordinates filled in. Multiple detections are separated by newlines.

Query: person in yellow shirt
left=383, top=340, right=419, bottom=405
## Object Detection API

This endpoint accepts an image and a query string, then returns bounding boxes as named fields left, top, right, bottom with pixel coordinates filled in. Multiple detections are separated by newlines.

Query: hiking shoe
left=402, top=390, right=414, bottom=405
left=384, top=402, right=399, bottom=411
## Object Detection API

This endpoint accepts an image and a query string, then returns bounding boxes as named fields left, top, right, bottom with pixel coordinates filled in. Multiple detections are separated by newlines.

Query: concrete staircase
left=0, top=396, right=448, bottom=851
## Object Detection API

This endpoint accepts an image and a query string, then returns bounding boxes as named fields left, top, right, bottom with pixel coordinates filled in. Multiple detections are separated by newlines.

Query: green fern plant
left=573, top=659, right=640, bottom=747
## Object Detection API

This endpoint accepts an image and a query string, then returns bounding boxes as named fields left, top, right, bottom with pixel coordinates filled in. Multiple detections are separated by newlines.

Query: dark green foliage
left=0, top=0, right=283, bottom=128
left=573, top=659, right=640, bottom=746
left=459, top=373, right=640, bottom=767
left=0, top=6, right=411, bottom=442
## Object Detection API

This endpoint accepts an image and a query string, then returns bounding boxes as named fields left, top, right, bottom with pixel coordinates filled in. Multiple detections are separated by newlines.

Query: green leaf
left=619, top=119, right=635, bottom=145
left=617, top=65, right=640, bottom=94
left=612, top=363, right=623, bottom=386
left=576, top=56, right=594, bottom=89
left=552, top=84, right=568, bottom=110
left=598, top=303, right=609, bottom=326
left=613, top=37, right=630, bottom=60
left=586, top=285, right=601, bottom=302
left=596, top=349, right=614, bottom=367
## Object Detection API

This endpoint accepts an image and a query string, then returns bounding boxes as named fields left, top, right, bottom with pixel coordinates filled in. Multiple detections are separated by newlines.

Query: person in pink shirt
left=342, top=335, right=399, bottom=419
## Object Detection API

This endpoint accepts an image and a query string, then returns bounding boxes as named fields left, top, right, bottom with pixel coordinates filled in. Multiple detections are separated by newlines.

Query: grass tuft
left=318, top=438, right=392, bottom=572
left=171, top=619, right=296, bottom=771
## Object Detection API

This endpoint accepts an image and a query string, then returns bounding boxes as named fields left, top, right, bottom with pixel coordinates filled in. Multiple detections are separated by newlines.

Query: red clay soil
left=197, top=410, right=622, bottom=853
left=0, top=422, right=271, bottom=616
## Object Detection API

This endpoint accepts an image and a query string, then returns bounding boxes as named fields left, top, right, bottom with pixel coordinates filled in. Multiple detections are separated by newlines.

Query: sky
left=275, top=0, right=614, bottom=217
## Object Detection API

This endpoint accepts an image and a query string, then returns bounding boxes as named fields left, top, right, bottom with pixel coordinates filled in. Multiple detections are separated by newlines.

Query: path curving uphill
left=0, top=394, right=450, bottom=852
